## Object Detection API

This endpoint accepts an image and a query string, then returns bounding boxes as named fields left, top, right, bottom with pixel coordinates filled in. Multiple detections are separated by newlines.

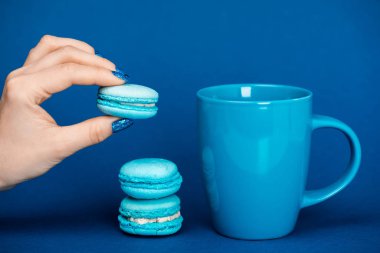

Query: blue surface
left=198, top=84, right=361, bottom=239
left=0, top=0, right=379, bottom=252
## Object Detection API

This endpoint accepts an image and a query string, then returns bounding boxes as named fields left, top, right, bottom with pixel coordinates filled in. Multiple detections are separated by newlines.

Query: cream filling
left=127, top=211, right=181, bottom=225
left=120, top=102, right=156, bottom=107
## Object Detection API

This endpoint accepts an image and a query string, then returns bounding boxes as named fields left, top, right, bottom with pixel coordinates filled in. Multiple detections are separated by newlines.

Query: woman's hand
left=0, top=35, right=132, bottom=190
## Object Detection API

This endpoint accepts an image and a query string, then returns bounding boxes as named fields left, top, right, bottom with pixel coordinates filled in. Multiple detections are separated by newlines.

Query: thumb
left=59, top=116, right=133, bottom=155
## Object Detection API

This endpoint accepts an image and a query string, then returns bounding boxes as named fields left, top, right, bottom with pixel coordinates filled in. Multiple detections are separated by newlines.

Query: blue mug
left=197, top=84, right=361, bottom=240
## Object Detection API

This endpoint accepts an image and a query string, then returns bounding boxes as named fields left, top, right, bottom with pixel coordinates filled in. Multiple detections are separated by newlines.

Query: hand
left=0, top=35, right=131, bottom=190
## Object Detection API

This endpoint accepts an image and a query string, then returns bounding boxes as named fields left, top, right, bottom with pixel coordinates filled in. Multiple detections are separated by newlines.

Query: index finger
left=22, top=63, right=126, bottom=104
left=24, top=35, right=95, bottom=66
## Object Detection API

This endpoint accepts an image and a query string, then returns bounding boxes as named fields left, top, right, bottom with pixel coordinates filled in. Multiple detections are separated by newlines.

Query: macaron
left=118, top=195, right=183, bottom=236
left=97, top=84, right=158, bottom=119
left=119, top=158, right=182, bottom=199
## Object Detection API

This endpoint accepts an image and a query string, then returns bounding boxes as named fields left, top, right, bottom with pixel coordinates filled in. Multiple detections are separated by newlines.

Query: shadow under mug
left=197, top=84, right=361, bottom=240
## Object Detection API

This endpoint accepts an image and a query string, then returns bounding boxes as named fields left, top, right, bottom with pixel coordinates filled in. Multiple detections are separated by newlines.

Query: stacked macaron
left=118, top=158, right=183, bottom=236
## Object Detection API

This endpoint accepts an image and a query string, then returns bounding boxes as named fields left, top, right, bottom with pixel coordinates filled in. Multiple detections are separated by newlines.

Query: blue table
left=1, top=155, right=379, bottom=253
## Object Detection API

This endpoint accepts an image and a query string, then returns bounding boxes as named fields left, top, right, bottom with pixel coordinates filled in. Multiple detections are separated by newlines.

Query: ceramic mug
left=197, top=84, right=361, bottom=240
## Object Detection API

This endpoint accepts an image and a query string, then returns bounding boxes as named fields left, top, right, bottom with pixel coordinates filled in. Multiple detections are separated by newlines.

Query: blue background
left=0, top=0, right=379, bottom=252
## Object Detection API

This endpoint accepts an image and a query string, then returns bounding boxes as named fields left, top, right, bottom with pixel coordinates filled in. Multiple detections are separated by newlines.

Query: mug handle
left=301, top=114, right=361, bottom=208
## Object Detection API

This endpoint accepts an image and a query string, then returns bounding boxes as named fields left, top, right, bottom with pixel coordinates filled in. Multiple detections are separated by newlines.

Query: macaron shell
left=119, top=195, right=181, bottom=219
left=97, top=103, right=157, bottom=119
left=121, top=183, right=181, bottom=199
left=98, top=84, right=158, bottom=100
left=120, top=173, right=182, bottom=188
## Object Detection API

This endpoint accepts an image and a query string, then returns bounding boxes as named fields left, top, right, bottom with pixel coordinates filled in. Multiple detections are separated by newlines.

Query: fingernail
left=112, top=118, right=133, bottom=133
left=115, top=67, right=129, bottom=77
left=112, top=67, right=129, bottom=83
left=95, top=51, right=103, bottom=57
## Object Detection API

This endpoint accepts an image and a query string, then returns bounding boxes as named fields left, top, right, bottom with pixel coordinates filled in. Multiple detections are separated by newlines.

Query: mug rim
left=197, top=84, right=313, bottom=104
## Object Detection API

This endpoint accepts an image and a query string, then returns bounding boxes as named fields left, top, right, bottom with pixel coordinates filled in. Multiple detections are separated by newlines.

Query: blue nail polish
left=112, top=67, right=129, bottom=83
left=112, top=118, right=133, bottom=133
left=115, top=67, right=129, bottom=78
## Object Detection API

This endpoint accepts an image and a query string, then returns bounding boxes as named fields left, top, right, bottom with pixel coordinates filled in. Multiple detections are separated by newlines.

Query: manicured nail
left=112, top=118, right=133, bottom=133
left=115, top=67, right=129, bottom=78
left=112, top=67, right=129, bottom=83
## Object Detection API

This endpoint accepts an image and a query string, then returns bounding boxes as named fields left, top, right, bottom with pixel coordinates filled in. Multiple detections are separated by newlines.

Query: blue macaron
left=97, top=84, right=158, bottom=119
left=119, top=158, right=182, bottom=199
left=118, top=195, right=183, bottom=236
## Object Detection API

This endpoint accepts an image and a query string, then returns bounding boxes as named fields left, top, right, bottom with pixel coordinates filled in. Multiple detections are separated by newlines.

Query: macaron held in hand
left=118, top=195, right=183, bottom=236
left=119, top=158, right=183, bottom=199
left=97, top=84, right=159, bottom=119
